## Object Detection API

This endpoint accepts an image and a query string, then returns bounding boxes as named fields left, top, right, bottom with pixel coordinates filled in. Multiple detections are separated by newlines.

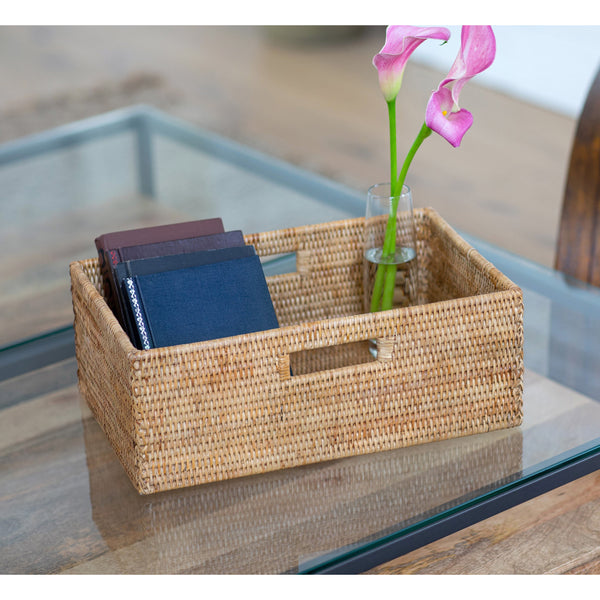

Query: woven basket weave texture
left=70, top=208, right=524, bottom=494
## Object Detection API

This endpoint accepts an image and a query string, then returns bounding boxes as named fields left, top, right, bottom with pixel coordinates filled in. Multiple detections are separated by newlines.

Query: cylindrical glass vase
left=363, top=183, right=419, bottom=353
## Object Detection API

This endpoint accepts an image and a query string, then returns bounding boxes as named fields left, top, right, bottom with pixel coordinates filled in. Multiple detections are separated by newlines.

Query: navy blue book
left=107, top=230, right=245, bottom=328
left=122, top=255, right=279, bottom=349
left=116, top=245, right=257, bottom=344
left=114, top=245, right=256, bottom=282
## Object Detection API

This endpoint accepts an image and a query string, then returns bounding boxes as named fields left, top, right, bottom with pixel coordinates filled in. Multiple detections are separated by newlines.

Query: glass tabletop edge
left=304, top=441, right=600, bottom=573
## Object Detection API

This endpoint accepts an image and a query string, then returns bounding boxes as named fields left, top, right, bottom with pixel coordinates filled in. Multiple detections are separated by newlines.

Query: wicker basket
left=70, top=208, right=524, bottom=494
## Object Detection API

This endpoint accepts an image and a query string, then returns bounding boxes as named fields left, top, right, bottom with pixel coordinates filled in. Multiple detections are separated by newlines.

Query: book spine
left=124, top=277, right=153, bottom=350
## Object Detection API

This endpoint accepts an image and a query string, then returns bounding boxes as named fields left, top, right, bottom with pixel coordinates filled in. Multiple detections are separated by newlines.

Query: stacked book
left=94, top=218, right=279, bottom=350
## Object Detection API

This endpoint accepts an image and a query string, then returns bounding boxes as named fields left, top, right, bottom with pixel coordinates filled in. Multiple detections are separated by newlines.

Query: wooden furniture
left=555, top=66, right=600, bottom=285
left=4, top=362, right=600, bottom=574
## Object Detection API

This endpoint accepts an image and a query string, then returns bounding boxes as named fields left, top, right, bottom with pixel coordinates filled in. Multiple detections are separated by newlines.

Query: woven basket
left=70, top=208, right=524, bottom=494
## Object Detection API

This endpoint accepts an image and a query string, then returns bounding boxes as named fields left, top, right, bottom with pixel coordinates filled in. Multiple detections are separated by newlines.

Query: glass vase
left=363, top=183, right=419, bottom=356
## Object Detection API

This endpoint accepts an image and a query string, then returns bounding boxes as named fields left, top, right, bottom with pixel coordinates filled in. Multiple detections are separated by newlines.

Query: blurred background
left=2, top=25, right=599, bottom=244
left=0, top=25, right=599, bottom=343
left=1, top=25, right=598, bottom=259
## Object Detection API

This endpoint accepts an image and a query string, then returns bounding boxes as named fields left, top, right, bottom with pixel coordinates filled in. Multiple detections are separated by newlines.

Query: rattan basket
left=70, top=208, right=524, bottom=494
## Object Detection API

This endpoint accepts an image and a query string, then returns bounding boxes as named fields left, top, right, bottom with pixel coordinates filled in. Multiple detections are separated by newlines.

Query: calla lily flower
left=425, top=26, right=496, bottom=147
left=370, top=24, right=496, bottom=312
left=425, top=86, right=474, bottom=147
left=373, top=25, right=451, bottom=102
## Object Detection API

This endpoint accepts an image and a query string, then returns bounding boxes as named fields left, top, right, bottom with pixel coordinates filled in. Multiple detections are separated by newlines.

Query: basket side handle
left=273, top=309, right=402, bottom=380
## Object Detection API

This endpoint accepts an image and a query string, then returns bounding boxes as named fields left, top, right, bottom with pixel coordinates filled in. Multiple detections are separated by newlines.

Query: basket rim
left=70, top=208, right=522, bottom=359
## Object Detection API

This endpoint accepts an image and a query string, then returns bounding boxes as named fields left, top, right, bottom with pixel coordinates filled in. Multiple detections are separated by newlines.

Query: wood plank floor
left=367, top=471, right=600, bottom=574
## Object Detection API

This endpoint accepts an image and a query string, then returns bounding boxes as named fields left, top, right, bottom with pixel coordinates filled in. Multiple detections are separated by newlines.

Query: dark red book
left=115, top=231, right=245, bottom=263
left=95, top=218, right=224, bottom=251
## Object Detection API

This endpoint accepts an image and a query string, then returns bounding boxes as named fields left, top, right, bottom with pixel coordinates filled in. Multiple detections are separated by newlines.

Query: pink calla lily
left=425, top=86, right=474, bottom=147
left=373, top=25, right=451, bottom=102
left=426, top=26, right=496, bottom=146
left=370, top=24, right=497, bottom=312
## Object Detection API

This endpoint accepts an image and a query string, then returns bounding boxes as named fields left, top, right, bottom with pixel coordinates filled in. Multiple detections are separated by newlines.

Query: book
left=113, top=230, right=246, bottom=326
left=106, top=229, right=245, bottom=327
left=115, top=245, right=257, bottom=344
left=114, top=230, right=245, bottom=263
left=114, top=245, right=257, bottom=282
left=122, top=255, right=280, bottom=349
left=95, top=218, right=224, bottom=315
left=95, top=217, right=224, bottom=251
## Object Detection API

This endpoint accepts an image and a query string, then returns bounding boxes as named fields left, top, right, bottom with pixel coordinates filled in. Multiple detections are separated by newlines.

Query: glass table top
left=0, top=106, right=363, bottom=349
left=1, top=106, right=600, bottom=573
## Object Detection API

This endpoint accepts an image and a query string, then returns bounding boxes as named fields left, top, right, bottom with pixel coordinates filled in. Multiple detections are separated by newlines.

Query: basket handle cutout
left=260, top=248, right=318, bottom=277
left=261, top=252, right=298, bottom=276
left=279, top=338, right=393, bottom=380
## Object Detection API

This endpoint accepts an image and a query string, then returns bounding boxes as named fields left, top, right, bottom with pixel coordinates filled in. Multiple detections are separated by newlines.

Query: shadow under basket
left=70, top=208, right=524, bottom=495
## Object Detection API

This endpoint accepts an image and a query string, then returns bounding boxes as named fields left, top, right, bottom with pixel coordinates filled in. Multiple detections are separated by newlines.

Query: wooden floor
left=368, top=471, right=600, bottom=574
left=1, top=25, right=597, bottom=574
left=0, top=25, right=575, bottom=268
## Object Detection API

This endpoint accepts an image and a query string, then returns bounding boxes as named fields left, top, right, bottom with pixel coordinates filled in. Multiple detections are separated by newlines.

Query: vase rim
left=368, top=182, right=411, bottom=199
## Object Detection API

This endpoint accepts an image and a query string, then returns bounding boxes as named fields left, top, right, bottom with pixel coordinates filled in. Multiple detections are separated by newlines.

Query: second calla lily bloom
left=425, top=86, right=474, bottom=147
left=373, top=25, right=451, bottom=102
left=426, top=26, right=496, bottom=147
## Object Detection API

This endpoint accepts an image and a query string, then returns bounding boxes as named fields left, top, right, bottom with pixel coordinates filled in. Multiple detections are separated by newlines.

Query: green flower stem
left=388, top=100, right=399, bottom=196
left=369, top=99, right=397, bottom=312
left=371, top=121, right=433, bottom=312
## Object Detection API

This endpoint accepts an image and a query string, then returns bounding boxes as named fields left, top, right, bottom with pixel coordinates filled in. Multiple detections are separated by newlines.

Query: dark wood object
left=555, top=66, right=600, bottom=285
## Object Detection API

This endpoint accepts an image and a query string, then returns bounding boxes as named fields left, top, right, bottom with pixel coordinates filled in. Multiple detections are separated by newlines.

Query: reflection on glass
left=82, top=399, right=523, bottom=574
